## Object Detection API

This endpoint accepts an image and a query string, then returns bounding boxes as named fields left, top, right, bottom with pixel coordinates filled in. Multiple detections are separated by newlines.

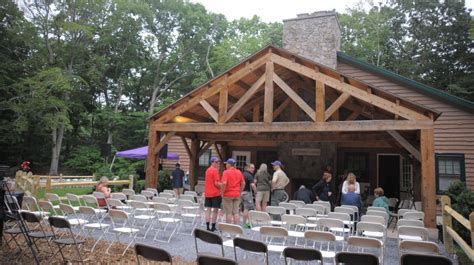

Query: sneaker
left=242, top=223, right=251, bottom=229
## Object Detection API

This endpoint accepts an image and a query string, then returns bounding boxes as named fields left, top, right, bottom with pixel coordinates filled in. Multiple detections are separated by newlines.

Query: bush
left=134, top=179, right=145, bottom=193
left=444, top=181, right=474, bottom=245
left=63, top=146, right=103, bottom=174
left=158, top=169, right=171, bottom=191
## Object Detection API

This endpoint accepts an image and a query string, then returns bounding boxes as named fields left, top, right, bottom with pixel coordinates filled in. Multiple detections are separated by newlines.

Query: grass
left=36, top=186, right=94, bottom=199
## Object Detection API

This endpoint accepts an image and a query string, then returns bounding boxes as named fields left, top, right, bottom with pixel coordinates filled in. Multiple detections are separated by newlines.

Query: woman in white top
left=341, top=172, right=360, bottom=194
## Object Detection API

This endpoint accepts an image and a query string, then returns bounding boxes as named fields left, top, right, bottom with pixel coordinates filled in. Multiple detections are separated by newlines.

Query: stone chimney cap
left=283, top=10, right=337, bottom=22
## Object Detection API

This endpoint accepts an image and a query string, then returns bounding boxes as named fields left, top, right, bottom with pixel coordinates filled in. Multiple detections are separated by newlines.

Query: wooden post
left=441, top=195, right=454, bottom=254
left=45, top=176, right=52, bottom=194
left=189, top=138, right=200, bottom=191
left=33, top=175, right=40, bottom=197
left=146, top=125, right=160, bottom=189
left=470, top=212, right=474, bottom=248
left=129, top=175, right=134, bottom=190
left=263, top=60, right=274, bottom=124
left=59, top=173, right=63, bottom=182
left=315, top=80, right=325, bottom=122
left=420, top=128, right=436, bottom=228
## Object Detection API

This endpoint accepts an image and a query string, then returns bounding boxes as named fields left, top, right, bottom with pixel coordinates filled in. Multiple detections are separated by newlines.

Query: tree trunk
left=49, top=124, right=64, bottom=175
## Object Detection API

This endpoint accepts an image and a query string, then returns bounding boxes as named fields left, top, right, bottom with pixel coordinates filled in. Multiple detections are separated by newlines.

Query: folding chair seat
left=335, top=252, right=379, bottom=265
left=399, top=240, right=439, bottom=255
left=78, top=206, right=110, bottom=252
left=152, top=203, right=180, bottom=243
left=58, top=204, right=88, bottom=238
left=400, top=253, right=452, bottom=265
left=140, top=190, right=155, bottom=200
left=129, top=200, right=155, bottom=238
left=313, top=201, right=331, bottom=214
left=335, top=206, right=356, bottom=222
left=327, top=212, right=353, bottom=234
left=177, top=199, right=200, bottom=234
left=196, top=254, right=237, bottom=265
left=279, top=202, right=297, bottom=214
left=48, top=216, right=85, bottom=264
left=2, top=224, right=23, bottom=250
left=23, top=196, right=50, bottom=219
left=65, top=193, right=82, bottom=212
left=304, top=230, right=338, bottom=260
left=366, top=210, right=389, bottom=226
left=294, top=208, right=318, bottom=229
left=38, top=200, right=64, bottom=217
left=249, top=210, right=271, bottom=233
left=283, top=247, right=323, bottom=265
left=194, top=228, right=224, bottom=257
left=361, top=215, right=386, bottom=227
left=217, top=223, right=244, bottom=247
left=21, top=211, right=55, bottom=255
left=106, top=198, right=132, bottom=212
left=398, top=225, right=429, bottom=242
left=82, top=195, right=107, bottom=216
left=397, top=219, right=424, bottom=228
left=346, top=236, right=383, bottom=264
left=122, top=188, right=135, bottom=199
left=288, top=200, right=306, bottom=208
left=265, top=206, right=285, bottom=225
left=106, top=209, right=139, bottom=256
left=318, top=218, right=347, bottom=241
left=403, top=211, right=424, bottom=221
left=259, top=226, right=288, bottom=253
left=135, top=243, right=172, bottom=264
left=355, top=221, right=386, bottom=242
left=233, top=237, right=269, bottom=265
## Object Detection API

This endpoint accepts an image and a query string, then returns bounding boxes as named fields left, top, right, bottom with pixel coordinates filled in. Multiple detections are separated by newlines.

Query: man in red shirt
left=221, top=158, right=245, bottom=224
left=204, top=157, right=222, bottom=231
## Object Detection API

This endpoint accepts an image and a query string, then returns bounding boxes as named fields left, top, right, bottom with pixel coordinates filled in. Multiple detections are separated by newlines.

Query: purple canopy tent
left=115, top=146, right=179, bottom=160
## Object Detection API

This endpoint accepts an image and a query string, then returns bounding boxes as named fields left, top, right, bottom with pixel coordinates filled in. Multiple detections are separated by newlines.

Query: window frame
left=198, top=149, right=212, bottom=167
left=435, top=153, right=465, bottom=194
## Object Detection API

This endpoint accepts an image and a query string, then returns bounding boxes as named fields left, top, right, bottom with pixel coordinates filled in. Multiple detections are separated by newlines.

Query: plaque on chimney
left=292, top=148, right=321, bottom=156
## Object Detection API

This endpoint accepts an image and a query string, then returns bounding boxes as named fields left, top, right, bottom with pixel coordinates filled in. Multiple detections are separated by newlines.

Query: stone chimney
left=283, top=11, right=341, bottom=69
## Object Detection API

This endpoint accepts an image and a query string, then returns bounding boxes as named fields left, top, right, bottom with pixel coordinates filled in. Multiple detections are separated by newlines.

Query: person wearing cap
left=221, top=158, right=245, bottom=224
left=241, top=163, right=256, bottom=228
left=170, top=163, right=185, bottom=197
left=270, top=160, right=289, bottom=206
left=204, top=157, right=222, bottom=231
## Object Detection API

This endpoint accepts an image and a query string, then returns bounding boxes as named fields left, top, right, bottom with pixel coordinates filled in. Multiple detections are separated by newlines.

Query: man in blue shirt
left=170, top=163, right=185, bottom=197
left=341, top=184, right=363, bottom=213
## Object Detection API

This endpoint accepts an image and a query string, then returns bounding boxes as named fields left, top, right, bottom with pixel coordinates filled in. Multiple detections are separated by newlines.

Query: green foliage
left=158, top=169, right=172, bottom=191
left=134, top=179, right=145, bottom=193
left=444, top=181, right=474, bottom=245
left=63, top=146, right=103, bottom=174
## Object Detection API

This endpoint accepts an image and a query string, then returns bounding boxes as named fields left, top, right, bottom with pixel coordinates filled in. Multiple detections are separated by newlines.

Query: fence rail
left=44, top=175, right=134, bottom=194
left=440, top=195, right=474, bottom=261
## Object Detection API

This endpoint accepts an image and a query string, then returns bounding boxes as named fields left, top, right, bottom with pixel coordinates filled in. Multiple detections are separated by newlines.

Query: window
left=199, top=150, right=211, bottom=166
left=401, top=157, right=413, bottom=192
left=436, top=154, right=465, bottom=194
left=232, top=151, right=251, bottom=172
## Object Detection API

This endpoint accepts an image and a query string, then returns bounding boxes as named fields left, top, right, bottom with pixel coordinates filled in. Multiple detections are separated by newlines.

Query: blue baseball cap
left=271, top=160, right=283, bottom=167
left=210, top=157, right=220, bottom=163
left=225, top=158, right=236, bottom=165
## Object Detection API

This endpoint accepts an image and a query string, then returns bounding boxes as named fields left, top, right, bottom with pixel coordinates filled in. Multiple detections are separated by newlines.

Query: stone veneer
left=283, top=11, right=341, bottom=69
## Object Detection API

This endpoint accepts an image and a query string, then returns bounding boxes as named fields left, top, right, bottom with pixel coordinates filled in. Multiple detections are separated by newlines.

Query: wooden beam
left=237, top=114, right=247, bottom=122
left=270, top=54, right=430, bottom=121
left=325, top=92, right=350, bottom=121
left=200, top=100, right=218, bottom=122
left=388, top=130, right=421, bottom=161
left=156, top=53, right=271, bottom=124
left=253, top=104, right=260, bottom=122
left=316, top=80, right=325, bottom=122
left=420, top=128, right=436, bottom=228
left=189, top=138, right=200, bottom=191
left=225, top=75, right=265, bottom=122
left=273, top=74, right=316, bottom=121
left=153, top=132, right=176, bottom=155
left=213, top=143, right=224, bottom=162
left=346, top=110, right=361, bottom=121
left=154, top=120, right=434, bottom=133
left=198, top=141, right=214, bottom=157
left=145, top=126, right=160, bottom=189
left=264, top=60, right=274, bottom=124
left=180, top=137, right=191, bottom=157
left=273, top=98, right=291, bottom=119
left=218, top=85, right=228, bottom=124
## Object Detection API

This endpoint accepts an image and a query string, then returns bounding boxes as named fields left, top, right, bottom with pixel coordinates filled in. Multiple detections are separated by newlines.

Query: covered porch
left=146, top=45, right=440, bottom=227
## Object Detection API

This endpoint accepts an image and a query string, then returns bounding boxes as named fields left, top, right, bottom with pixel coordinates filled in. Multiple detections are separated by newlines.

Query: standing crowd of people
left=170, top=158, right=389, bottom=231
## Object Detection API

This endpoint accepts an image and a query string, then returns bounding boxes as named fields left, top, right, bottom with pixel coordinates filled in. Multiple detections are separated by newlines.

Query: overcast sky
left=191, top=0, right=474, bottom=23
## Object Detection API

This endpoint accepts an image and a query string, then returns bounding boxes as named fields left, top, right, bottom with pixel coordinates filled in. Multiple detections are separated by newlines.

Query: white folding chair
left=122, top=188, right=135, bottom=199
left=249, top=210, right=272, bottom=236
left=152, top=203, right=180, bottom=243
left=82, top=195, right=107, bottom=217
left=141, top=190, right=155, bottom=200
left=176, top=199, right=200, bottom=235
left=23, top=196, right=50, bottom=220
left=398, top=225, right=429, bottom=243
left=78, top=206, right=110, bottom=252
left=59, top=203, right=88, bottom=239
left=304, top=230, right=338, bottom=261
left=131, top=194, right=148, bottom=202
left=217, top=223, right=245, bottom=247
left=403, top=211, right=424, bottom=221
left=397, top=219, right=424, bottom=228
left=327, top=212, right=353, bottom=234
left=361, top=215, right=386, bottom=227
left=129, top=200, right=156, bottom=238
left=106, top=209, right=139, bottom=256
left=346, top=236, right=384, bottom=264
left=279, top=202, right=297, bottom=215
left=281, top=214, right=306, bottom=245
left=294, top=208, right=318, bottom=230
left=366, top=210, right=389, bottom=226
left=45, top=193, right=62, bottom=212
left=313, top=201, right=331, bottom=214
left=367, top=206, right=387, bottom=212
left=288, top=200, right=306, bottom=208
left=65, top=193, right=82, bottom=212
left=259, top=226, right=288, bottom=253
left=107, top=198, right=132, bottom=212
left=356, top=221, right=386, bottom=243
left=111, top=192, right=127, bottom=201
left=38, top=200, right=64, bottom=217
left=399, top=240, right=439, bottom=255
left=340, top=205, right=359, bottom=221
left=265, top=206, right=285, bottom=226
left=318, top=218, right=346, bottom=242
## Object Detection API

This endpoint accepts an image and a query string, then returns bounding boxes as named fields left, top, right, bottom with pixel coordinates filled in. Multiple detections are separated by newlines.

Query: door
left=232, top=151, right=251, bottom=172
left=256, top=151, right=278, bottom=175
left=377, top=154, right=401, bottom=199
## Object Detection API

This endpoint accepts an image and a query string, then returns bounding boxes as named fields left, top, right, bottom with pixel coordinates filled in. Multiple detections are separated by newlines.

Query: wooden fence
left=440, top=195, right=474, bottom=261
left=14, top=171, right=134, bottom=197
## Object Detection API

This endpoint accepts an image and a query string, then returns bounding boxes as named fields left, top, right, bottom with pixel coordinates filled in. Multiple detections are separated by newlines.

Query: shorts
left=241, top=191, right=255, bottom=210
left=271, top=189, right=286, bottom=206
left=256, top=191, right=270, bottom=203
left=204, top=196, right=222, bottom=208
left=223, top=197, right=241, bottom=215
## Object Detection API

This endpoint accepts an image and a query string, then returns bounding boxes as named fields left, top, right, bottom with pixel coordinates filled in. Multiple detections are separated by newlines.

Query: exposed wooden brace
left=180, top=136, right=191, bottom=157
left=153, top=132, right=176, bottom=155
left=200, top=100, right=218, bottom=122
left=213, top=143, right=224, bottom=162
left=225, top=74, right=265, bottom=122
left=218, top=85, right=228, bottom=124
left=198, top=141, right=214, bottom=157
left=387, top=130, right=421, bottom=161
left=315, top=80, right=325, bottom=122
left=273, top=73, right=316, bottom=121
left=273, top=98, right=292, bottom=119
left=325, top=92, right=351, bottom=121
left=237, top=114, right=247, bottom=122
left=346, top=110, right=361, bottom=121
left=253, top=104, right=260, bottom=122
left=264, top=61, right=274, bottom=124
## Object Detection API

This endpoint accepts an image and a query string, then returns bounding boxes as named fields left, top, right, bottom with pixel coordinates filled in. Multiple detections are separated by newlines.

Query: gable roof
left=337, top=52, right=474, bottom=113
left=150, top=45, right=440, bottom=123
